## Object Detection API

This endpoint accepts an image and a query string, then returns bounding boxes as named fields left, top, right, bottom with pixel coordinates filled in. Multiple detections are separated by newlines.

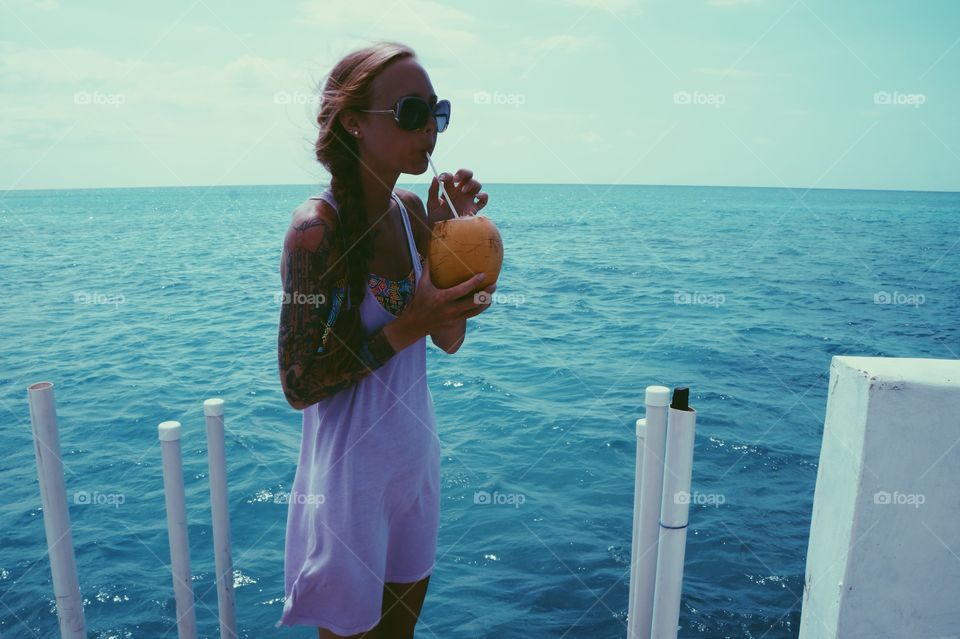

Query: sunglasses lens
left=397, top=97, right=430, bottom=130
left=434, top=100, right=450, bottom=132
left=395, top=97, right=451, bottom=132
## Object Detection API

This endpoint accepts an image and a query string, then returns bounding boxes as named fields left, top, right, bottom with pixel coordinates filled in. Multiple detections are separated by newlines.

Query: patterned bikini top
left=367, top=251, right=426, bottom=316
left=313, top=189, right=423, bottom=351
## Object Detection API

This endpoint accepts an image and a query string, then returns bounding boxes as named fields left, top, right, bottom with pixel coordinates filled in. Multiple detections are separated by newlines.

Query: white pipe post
left=651, top=394, right=697, bottom=639
left=26, top=381, right=86, bottom=639
left=627, top=385, right=671, bottom=639
left=628, top=415, right=648, bottom=639
left=203, top=398, right=237, bottom=638
left=159, top=421, right=198, bottom=639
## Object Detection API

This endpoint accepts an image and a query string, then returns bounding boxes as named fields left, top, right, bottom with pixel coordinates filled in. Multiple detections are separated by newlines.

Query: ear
left=338, top=109, right=362, bottom=135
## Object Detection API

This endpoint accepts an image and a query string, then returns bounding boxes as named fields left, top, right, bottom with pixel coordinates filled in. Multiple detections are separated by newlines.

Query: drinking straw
left=425, top=151, right=460, bottom=218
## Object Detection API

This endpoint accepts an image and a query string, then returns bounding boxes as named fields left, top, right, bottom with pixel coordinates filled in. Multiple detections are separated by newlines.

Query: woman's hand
left=398, top=255, right=496, bottom=339
left=427, top=168, right=489, bottom=224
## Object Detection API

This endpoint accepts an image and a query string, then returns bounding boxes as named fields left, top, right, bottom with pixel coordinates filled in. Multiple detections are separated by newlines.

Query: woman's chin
left=407, top=158, right=430, bottom=175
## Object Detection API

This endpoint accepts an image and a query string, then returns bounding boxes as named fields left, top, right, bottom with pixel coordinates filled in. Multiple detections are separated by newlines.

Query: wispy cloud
left=5, top=0, right=59, bottom=11
left=575, top=130, right=601, bottom=143
left=525, top=34, right=596, bottom=52
left=559, top=0, right=637, bottom=12
left=705, top=0, right=763, bottom=7
left=692, top=66, right=784, bottom=78
left=295, top=0, right=479, bottom=54
left=0, top=1, right=956, bottom=191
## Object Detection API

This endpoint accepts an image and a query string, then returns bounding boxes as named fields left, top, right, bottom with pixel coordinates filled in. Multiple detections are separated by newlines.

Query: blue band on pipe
left=659, top=521, right=688, bottom=530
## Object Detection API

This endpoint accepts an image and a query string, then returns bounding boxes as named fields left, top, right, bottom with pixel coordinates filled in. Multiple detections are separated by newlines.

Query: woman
left=275, top=41, right=497, bottom=638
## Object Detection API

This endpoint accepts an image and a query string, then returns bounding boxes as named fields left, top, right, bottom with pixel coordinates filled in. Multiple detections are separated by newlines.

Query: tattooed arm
left=277, top=205, right=422, bottom=410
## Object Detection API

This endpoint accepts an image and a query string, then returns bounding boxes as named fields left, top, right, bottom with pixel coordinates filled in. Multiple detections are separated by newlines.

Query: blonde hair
left=312, top=40, right=417, bottom=355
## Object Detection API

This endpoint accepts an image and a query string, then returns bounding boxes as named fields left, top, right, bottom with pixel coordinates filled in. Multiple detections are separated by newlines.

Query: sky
left=1, top=0, right=958, bottom=192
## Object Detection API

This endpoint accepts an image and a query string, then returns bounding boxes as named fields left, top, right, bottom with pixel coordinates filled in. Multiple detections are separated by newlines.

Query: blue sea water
left=1, top=183, right=958, bottom=638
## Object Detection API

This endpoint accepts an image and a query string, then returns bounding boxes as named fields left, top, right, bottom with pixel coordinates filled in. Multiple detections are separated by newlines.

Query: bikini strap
left=391, top=192, right=422, bottom=281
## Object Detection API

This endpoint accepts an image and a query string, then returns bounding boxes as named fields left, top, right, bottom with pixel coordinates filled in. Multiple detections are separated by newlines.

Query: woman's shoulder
left=395, top=188, right=425, bottom=217
left=395, top=189, right=430, bottom=254
left=286, top=197, right=340, bottom=252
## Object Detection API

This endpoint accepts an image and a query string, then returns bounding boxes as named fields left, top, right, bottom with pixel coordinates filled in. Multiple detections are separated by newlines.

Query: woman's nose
left=420, top=116, right=436, bottom=134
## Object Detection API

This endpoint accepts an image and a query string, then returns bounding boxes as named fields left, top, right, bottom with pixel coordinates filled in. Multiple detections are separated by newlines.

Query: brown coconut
left=428, top=215, right=503, bottom=294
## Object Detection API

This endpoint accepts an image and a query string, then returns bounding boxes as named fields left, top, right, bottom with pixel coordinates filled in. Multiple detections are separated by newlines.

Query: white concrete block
left=800, top=356, right=960, bottom=639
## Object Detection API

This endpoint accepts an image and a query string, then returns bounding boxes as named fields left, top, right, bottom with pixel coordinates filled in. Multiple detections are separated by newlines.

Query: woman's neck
left=358, top=162, right=399, bottom=225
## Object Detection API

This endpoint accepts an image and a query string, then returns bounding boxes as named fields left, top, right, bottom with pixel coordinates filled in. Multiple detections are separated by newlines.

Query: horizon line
left=3, top=181, right=959, bottom=196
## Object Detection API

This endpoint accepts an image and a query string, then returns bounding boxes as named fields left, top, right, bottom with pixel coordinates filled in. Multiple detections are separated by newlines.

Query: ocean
left=1, top=183, right=958, bottom=637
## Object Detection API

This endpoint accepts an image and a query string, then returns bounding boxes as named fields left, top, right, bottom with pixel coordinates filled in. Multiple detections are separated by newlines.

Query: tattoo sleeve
left=277, top=216, right=397, bottom=409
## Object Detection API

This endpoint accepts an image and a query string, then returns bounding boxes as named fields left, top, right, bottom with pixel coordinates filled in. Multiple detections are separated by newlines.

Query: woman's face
left=356, top=57, right=439, bottom=176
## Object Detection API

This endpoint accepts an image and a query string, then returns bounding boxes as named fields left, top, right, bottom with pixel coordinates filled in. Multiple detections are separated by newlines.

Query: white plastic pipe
left=204, top=398, right=237, bottom=638
left=651, top=403, right=698, bottom=639
left=26, top=381, right=86, bottom=639
left=627, top=385, right=671, bottom=639
left=159, top=421, right=198, bottom=639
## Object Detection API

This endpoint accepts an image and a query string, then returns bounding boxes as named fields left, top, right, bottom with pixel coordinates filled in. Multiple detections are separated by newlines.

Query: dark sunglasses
left=357, top=96, right=451, bottom=132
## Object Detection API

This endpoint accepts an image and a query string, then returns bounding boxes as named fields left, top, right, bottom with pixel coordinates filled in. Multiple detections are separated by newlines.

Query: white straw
left=425, top=151, right=460, bottom=218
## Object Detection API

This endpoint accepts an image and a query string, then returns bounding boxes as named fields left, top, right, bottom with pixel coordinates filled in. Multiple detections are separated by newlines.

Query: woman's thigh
left=317, top=575, right=430, bottom=639
left=379, top=575, right=431, bottom=637
left=318, top=625, right=380, bottom=639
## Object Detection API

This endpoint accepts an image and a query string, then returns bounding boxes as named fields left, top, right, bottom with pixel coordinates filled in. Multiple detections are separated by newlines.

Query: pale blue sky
left=1, top=0, right=958, bottom=192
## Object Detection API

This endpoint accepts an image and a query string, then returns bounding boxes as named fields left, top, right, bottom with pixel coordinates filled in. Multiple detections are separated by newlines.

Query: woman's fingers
left=436, top=168, right=490, bottom=216
left=443, top=271, right=486, bottom=302
left=474, top=192, right=489, bottom=211
left=454, top=283, right=496, bottom=317
left=459, top=178, right=481, bottom=194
